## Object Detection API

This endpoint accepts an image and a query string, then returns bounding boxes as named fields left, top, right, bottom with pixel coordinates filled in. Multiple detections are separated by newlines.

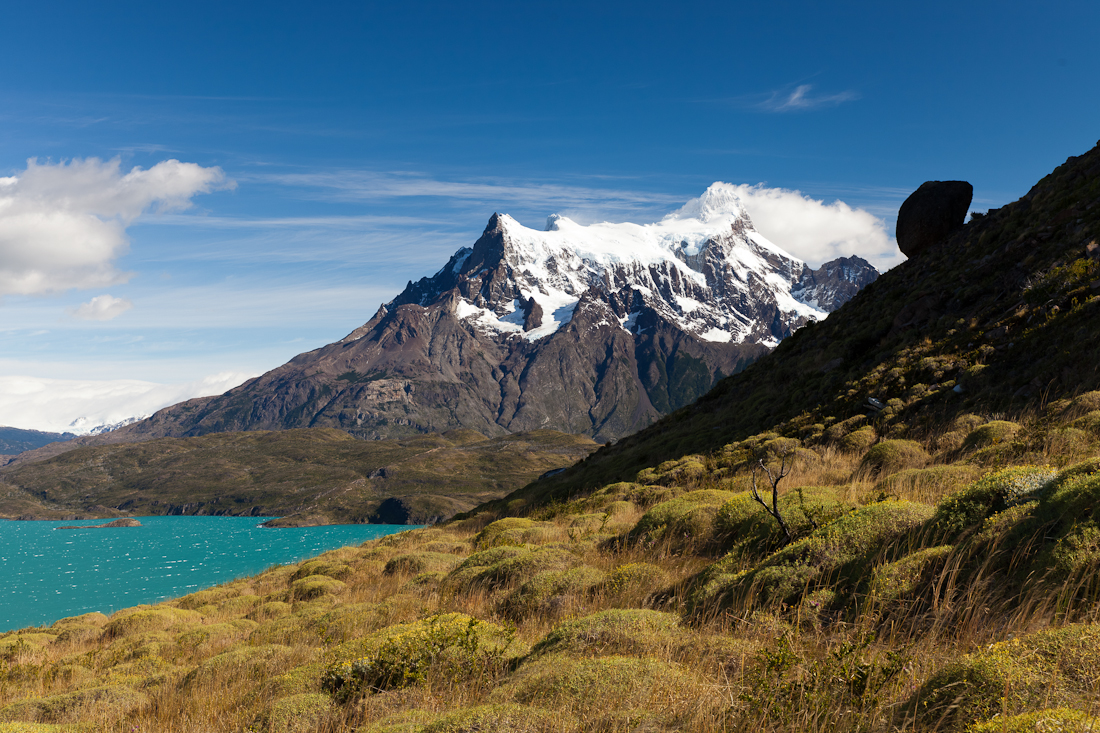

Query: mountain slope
left=86, top=185, right=876, bottom=447
left=0, top=426, right=75, bottom=457
left=493, top=140, right=1100, bottom=508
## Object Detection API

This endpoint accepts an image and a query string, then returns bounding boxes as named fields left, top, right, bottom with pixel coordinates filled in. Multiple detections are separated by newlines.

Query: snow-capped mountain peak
left=403, top=185, right=876, bottom=349
left=664, top=182, right=750, bottom=225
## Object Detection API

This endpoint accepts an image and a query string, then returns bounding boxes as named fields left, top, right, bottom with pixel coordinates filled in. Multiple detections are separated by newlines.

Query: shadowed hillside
left=496, top=140, right=1100, bottom=512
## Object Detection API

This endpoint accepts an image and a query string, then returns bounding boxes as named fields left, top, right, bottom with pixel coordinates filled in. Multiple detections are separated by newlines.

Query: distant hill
left=0, top=426, right=75, bottom=459
left=0, top=427, right=596, bottom=525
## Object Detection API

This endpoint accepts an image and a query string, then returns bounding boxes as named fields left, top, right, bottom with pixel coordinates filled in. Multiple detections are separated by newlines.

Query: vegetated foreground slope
left=503, top=140, right=1100, bottom=509
left=4, top=395, right=1100, bottom=732
left=0, top=428, right=597, bottom=526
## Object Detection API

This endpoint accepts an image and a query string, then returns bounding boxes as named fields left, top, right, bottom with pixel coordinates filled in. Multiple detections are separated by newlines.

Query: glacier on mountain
left=409, top=182, right=860, bottom=348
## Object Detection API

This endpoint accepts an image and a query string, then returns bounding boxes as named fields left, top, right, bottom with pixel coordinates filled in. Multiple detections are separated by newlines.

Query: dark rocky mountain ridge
left=18, top=185, right=878, bottom=459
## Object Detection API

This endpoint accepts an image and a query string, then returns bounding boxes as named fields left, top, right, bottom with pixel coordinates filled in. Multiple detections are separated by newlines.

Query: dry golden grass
left=4, top=405, right=1100, bottom=732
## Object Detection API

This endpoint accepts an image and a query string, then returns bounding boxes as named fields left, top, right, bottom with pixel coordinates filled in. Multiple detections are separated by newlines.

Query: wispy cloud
left=69, top=294, right=132, bottom=321
left=759, top=84, right=860, bottom=112
left=243, top=170, right=684, bottom=217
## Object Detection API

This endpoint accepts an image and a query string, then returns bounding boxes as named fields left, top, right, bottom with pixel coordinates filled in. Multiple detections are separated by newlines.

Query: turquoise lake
left=0, top=515, right=417, bottom=632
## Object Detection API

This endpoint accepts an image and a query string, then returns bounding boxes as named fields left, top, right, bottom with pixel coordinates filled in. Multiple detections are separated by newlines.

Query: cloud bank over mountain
left=0, top=157, right=231, bottom=297
left=0, top=371, right=255, bottom=434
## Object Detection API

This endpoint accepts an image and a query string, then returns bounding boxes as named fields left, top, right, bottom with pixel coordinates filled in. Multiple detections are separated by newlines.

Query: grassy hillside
left=2, top=143, right=1099, bottom=732
left=0, top=428, right=597, bottom=526
left=4, top=398, right=1100, bottom=732
left=500, top=141, right=1100, bottom=511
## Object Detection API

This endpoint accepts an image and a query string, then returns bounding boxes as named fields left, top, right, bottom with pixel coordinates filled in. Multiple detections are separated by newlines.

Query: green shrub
left=322, top=613, right=519, bottom=698
left=383, top=552, right=462, bottom=576
left=444, top=547, right=577, bottom=595
left=498, top=655, right=704, bottom=720
left=1025, top=464, right=1100, bottom=581
left=101, top=607, right=202, bottom=640
left=932, top=466, right=1057, bottom=538
left=290, top=559, right=351, bottom=582
left=248, top=601, right=293, bottom=622
left=961, top=421, right=1021, bottom=452
left=267, top=693, right=334, bottom=733
left=0, top=685, right=147, bottom=724
left=473, top=518, right=553, bottom=549
left=824, top=415, right=867, bottom=443
left=967, top=708, right=1098, bottom=732
left=599, top=562, right=669, bottom=604
left=175, top=588, right=234, bottom=610
left=628, top=489, right=740, bottom=549
left=531, top=609, right=682, bottom=657
left=288, top=575, right=346, bottom=601
left=869, top=545, right=954, bottom=602
left=715, top=487, right=853, bottom=561
left=183, top=644, right=302, bottom=688
left=910, top=624, right=1100, bottom=731
left=858, top=440, right=930, bottom=477
left=421, top=704, right=564, bottom=733
left=51, top=612, right=107, bottom=630
left=174, top=621, right=254, bottom=648
left=499, top=566, right=605, bottom=621
left=873, top=465, right=983, bottom=504
left=694, top=501, right=934, bottom=611
left=840, top=426, right=877, bottom=452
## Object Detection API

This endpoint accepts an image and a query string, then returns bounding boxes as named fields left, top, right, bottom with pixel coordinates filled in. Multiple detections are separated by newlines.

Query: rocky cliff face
left=106, top=184, right=879, bottom=443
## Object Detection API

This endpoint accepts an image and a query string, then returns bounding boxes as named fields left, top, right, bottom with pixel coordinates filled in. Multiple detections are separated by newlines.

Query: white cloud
left=68, top=294, right=133, bottom=321
left=759, top=84, right=860, bottom=112
left=0, top=371, right=255, bottom=434
left=0, top=157, right=232, bottom=297
left=729, top=183, right=904, bottom=271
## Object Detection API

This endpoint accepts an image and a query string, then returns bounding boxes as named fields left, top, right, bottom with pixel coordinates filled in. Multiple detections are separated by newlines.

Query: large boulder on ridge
left=896, top=180, right=973, bottom=258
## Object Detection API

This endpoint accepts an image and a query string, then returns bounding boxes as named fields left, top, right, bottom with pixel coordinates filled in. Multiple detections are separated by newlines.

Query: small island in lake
left=57, top=518, right=142, bottom=529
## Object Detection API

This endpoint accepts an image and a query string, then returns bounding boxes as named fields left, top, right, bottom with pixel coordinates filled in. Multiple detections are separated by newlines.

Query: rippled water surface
left=0, top=516, right=416, bottom=631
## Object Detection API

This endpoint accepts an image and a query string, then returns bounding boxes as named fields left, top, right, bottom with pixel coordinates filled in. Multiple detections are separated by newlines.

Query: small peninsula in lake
left=57, top=518, right=142, bottom=529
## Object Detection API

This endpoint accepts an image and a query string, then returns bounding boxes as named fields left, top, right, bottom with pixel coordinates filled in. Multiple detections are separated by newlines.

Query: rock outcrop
left=896, top=180, right=974, bottom=258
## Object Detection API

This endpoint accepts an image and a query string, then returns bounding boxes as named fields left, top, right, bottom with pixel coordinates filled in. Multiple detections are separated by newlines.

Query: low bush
left=0, top=685, right=147, bottom=724
left=909, top=624, right=1100, bottom=731
left=530, top=609, right=683, bottom=657
left=497, top=655, right=706, bottom=722
left=421, top=703, right=564, bottom=733
left=961, top=420, right=1022, bottom=452
left=840, top=426, right=877, bottom=453
left=858, top=440, right=930, bottom=477
left=872, top=465, right=983, bottom=504
left=967, top=708, right=1098, bottom=732
left=288, top=575, right=346, bottom=601
left=715, top=486, right=853, bottom=562
left=694, top=501, right=934, bottom=612
left=499, top=566, right=605, bottom=621
left=267, top=693, right=334, bottom=733
left=322, top=613, right=519, bottom=699
left=290, top=559, right=351, bottom=582
left=932, top=466, right=1057, bottom=539
left=383, top=552, right=462, bottom=576
left=100, top=607, right=202, bottom=640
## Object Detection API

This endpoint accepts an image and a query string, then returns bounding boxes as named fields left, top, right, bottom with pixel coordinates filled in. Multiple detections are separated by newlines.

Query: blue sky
left=1, top=0, right=1098, bottom=432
